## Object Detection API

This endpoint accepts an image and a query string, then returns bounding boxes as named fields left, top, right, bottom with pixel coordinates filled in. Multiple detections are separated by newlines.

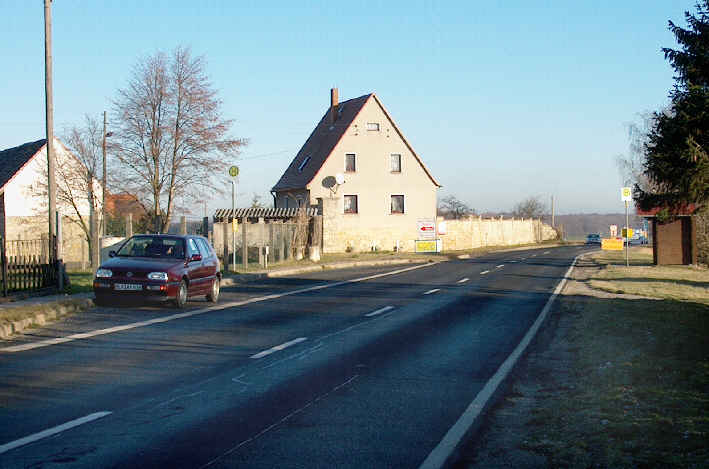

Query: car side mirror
left=109, top=250, right=116, bottom=258
left=190, top=253, right=202, bottom=262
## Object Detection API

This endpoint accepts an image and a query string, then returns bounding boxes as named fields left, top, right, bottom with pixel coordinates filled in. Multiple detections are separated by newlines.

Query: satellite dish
left=321, top=176, right=336, bottom=189
left=335, top=173, right=345, bottom=185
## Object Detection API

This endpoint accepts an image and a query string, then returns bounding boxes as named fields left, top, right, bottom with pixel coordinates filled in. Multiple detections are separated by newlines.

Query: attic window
left=298, top=156, right=311, bottom=172
left=366, top=122, right=380, bottom=131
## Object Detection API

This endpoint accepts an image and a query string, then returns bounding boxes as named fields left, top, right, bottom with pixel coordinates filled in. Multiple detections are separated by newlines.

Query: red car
left=93, top=234, right=221, bottom=308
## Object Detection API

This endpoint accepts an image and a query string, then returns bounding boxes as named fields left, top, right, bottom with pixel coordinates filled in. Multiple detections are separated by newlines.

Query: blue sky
left=0, top=1, right=690, bottom=215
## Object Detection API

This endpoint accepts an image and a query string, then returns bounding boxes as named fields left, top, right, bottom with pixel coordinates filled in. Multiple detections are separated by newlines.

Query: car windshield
left=116, top=236, right=186, bottom=259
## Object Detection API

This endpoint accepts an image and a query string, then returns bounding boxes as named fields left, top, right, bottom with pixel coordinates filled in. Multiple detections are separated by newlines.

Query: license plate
left=115, top=283, right=143, bottom=291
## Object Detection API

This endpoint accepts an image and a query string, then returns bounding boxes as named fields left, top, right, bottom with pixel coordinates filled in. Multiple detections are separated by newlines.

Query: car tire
left=93, top=294, right=108, bottom=307
left=174, top=280, right=188, bottom=308
left=206, top=277, right=220, bottom=303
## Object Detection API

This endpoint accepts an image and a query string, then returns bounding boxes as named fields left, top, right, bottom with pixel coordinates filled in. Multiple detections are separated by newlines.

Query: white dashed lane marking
left=250, top=338, right=308, bottom=359
left=480, top=270, right=490, bottom=275
left=423, top=289, right=441, bottom=295
left=365, top=306, right=394, bottom=317
left=0, top=412, right=112, bottom=454
left=457, top=278, right=469, bottom=284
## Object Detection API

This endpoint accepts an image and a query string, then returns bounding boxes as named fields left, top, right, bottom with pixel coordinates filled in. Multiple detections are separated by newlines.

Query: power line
left=239, top=149, right=295, bottom=161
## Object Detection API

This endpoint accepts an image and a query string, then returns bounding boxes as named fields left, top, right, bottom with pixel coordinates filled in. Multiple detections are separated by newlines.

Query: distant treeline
left=477, top=212, right=646, bottom=240
left=542, top=214, right=645, bottom=240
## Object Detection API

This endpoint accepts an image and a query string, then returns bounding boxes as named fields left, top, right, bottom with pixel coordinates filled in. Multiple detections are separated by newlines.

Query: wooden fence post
left=56, top=212, right=63, bottom=291
left=242, top=219, right=248, bottom=269
left=222, top=222, right=229, bottom=271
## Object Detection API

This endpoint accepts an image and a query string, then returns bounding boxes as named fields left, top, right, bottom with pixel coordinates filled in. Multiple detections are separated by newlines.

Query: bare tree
left=250, top=193, right=265, bottom=208
left=32, top=116, right=103, bottom=267
left=438, top=195, right=474, bottom=219
left=111, top=46, right=246, bottom=233
left=512, top=196, right=546, bottom=219
left=615, top=111, right=661, bottom=191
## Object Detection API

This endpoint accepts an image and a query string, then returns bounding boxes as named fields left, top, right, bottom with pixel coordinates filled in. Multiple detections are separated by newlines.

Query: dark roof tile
left=0, top=139, right=46, bottom=191
left=271, top=94, right=371, bottom=192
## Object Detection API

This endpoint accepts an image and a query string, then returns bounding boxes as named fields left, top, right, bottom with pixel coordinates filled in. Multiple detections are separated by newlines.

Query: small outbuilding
left=637, top=205, right=697, bottom=265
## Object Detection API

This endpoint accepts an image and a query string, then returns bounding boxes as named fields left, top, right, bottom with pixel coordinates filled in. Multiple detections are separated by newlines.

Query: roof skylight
left=298, top=155, right=311, bottom=172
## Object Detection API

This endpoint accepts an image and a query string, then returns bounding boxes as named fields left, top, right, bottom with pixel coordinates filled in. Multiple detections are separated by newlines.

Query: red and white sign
left=417, top=219, right=436, bottom=239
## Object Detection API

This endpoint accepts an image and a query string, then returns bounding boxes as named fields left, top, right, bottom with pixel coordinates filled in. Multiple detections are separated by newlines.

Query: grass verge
left=519, top=248, right=709, bottom=467
left=66, top=271, right=94, bottom=294
left=590, top=247, right=709, bottom=304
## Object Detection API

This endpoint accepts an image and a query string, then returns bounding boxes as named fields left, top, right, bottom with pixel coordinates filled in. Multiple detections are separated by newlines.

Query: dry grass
left=589, top=247, right=709, bottom=304
left=515, top=247, right=709, bottom=468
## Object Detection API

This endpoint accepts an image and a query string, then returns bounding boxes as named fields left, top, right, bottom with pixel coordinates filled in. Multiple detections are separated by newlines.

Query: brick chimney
left=330, top=88, right=338, bottom=124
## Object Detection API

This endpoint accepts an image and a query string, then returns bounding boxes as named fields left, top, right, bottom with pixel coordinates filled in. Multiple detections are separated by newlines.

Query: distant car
left=585, top=234, right=602, bottom=245
left=93, top=234, right=221, bottom=308
left=629, top=235, right=648, bottom=245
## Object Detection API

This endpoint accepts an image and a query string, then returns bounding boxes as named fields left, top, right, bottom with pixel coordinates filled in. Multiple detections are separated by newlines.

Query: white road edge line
left=423, top=288, right=440, bottom=295
left=496, top=264, right=505, bottom=268
left=1, top=263, right=433, bottom=353
left=0, top=411, right=112, bottom=455
left=457, top=278, right=469, bottom=284
left=250, top=337, right=307, bottom=359
left=365, top=306, right=394, bottom=318
left=480, top=270, right=490, bottom=275
left=419, top=253, right=583, bottom=469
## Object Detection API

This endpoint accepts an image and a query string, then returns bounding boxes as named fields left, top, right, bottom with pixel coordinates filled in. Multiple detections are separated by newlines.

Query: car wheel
left=174, top=280, right=188, bottom=308
left=93, top=294, right=108, bottom=307
left=206, top=277, right=220, bottom=303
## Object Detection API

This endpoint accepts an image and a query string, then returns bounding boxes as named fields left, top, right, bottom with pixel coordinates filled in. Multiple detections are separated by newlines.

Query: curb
left=0, top=298, right=94, bottom=340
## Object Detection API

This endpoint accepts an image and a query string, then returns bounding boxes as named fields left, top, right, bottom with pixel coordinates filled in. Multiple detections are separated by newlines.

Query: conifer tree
left=638, top=1, right=709, bottom=210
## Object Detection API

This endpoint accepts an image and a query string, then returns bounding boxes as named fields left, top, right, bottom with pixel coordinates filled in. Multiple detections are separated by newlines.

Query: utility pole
left=551, top=195, right=555, bottom=227
left=44, top=0, right=62, bottom=290
left=44, top=0, right=56, bottom=243
left=102, top=111, right=108, bottom=238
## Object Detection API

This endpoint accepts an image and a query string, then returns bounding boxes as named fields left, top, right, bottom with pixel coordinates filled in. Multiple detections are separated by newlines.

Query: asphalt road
left=0, top=245, right=594, bottom=468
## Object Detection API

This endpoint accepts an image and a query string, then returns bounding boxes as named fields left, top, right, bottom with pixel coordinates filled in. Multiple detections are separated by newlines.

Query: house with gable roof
left=271, top=88, right=441, bottom=253
left=0, top=138, right=102, bottom=265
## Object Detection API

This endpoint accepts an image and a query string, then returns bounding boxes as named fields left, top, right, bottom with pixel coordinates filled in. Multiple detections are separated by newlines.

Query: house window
left=344, top=195, right=358, bottom=214
left=345, top=153, right=356, bottom=172
left=390, top=154, right=401, bottom=173
left=391, top=195, right=404, bottom=214
left=366, top=122, right=380, bottom=131
left=298, top=155, right=311, bottom=172
left=296, top=197, right=304, bottom=208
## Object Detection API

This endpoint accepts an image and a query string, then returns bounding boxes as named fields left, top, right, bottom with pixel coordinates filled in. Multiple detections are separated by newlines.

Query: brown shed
left=638, top=206, right=697, bottom=265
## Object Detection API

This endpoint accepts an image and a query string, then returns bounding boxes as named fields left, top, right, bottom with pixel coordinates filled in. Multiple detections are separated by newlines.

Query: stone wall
left=439, top=216, right=557, bottom=251
left=322, top=207, right=558, bottom=253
